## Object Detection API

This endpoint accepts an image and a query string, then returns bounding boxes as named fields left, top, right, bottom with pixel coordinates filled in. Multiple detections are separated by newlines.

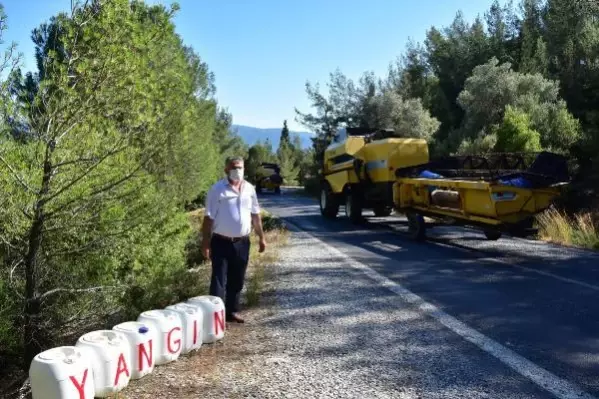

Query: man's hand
left=201, top=240, right=210, bottom=259
left=201, top=216, right=213, bottom=260
left=251, top=212, right=266, bottom=253
left=259, top=237, right=266, bottom=253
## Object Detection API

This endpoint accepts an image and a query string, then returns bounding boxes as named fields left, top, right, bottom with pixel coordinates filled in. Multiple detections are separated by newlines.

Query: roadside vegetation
left=294, top=0, right=599, bottom=249
left=536, top=208, right=599, bottom=250
left=0, top=0, right=289, bottom=395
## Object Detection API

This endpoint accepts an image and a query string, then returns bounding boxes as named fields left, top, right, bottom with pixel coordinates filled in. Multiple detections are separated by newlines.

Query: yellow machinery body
left=322, top=136, right=429, bottom=194
left=388, top=150, right=570, bottom=240
left=319, top=128, right=430, bottom=221
left=318, top=128, right=570, bottom=240
left=394, top=178, right=561, bottom=226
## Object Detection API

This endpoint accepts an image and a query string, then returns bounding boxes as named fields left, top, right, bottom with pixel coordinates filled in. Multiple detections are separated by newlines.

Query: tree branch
left=44, top=137, right=127, bottom=204
left=39, top=285, right=124, bottom=302
left=45, top=162, right=145, bottom=218
left=0, top=153, right=38, bottom=194
left=46, top=136, right=168, bottom=218
left=53, top=143, right=129, bottom=172
left=43, top=185, right=142, bottom=231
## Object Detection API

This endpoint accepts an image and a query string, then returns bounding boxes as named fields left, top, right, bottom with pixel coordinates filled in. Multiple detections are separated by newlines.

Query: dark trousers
left=209, top=234, right=251, bottom=315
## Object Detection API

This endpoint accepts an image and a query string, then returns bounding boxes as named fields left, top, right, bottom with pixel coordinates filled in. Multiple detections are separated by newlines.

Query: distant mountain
left=232, top=124, right=314, bottom=150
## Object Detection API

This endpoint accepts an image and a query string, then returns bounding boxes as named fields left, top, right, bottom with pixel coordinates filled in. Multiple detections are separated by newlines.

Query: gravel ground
left=121, top=225, right=552, bottom=399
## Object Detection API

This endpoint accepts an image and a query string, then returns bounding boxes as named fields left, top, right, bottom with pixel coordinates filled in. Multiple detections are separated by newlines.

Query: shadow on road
left=256, top=192, right=599, bottom=397
left=257, top=234, right=556, bottom=398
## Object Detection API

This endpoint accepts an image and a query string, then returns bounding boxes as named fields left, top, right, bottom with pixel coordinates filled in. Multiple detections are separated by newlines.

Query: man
left=201, top=156, right=266, bottom=323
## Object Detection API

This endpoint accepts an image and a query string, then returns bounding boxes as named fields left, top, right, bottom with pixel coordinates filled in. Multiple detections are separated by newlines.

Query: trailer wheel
left=344, top=189, right=363, bottom=224
left=373, top=206, right=392, bottom=217
left=406, top=211, right=426, bottom=240
left=483, top=229, right=502, bottom=240
left=319, top=183, right=339, bottom=219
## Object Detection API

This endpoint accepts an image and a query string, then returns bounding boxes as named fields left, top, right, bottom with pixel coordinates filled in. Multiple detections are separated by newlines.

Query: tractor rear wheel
left=319, top=183, right=339, bottom=219
left=344, top=189, right=363, bottom=224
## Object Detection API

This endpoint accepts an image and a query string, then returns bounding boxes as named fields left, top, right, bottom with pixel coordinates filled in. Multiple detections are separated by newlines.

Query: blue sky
left=2, top=0, right=508, bottom=131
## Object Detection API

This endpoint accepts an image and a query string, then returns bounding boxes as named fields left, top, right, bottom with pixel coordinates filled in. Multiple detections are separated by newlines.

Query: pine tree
left=280, top=119, right=291, bottom=149
left=277, top=140, right=300, bottom=185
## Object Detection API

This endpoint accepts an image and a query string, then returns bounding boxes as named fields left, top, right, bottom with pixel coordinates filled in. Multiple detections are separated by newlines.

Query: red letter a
left=114, top=353, right=130, bottom=386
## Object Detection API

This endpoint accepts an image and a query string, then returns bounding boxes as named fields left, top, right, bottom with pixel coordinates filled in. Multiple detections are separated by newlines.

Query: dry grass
left=536, top=207, right=599, bottom=250
left=245, top=226, right=287, bottom=307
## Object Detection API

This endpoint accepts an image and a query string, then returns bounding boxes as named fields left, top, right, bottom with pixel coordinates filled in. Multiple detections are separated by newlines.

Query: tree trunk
left=22, top=144, right=53, bottom=367
left=23, top=213, right=46, bottom=366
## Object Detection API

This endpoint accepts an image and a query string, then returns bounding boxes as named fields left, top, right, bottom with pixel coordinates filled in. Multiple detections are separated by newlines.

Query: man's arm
left=251, top=212, right=264, bottom=239
left=250, top=187, right=266, bottom=252
left=201, top=186, right=218, bottom=257
left=251, top=212, right=266, bottom=253
left=202, top=216, right=214, bottom=246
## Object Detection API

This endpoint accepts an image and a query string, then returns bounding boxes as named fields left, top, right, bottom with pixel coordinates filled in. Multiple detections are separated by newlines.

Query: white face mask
left=228, top=168, right=244, bottom=182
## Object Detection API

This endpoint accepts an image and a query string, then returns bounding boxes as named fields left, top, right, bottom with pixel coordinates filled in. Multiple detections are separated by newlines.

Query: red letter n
left=138, top=339, right=153, bottom=371
left=214, top=309, right=225, bottom=336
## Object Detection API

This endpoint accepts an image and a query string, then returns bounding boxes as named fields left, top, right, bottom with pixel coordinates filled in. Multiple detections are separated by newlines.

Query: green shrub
left=494, top=106, right=542, bottom=152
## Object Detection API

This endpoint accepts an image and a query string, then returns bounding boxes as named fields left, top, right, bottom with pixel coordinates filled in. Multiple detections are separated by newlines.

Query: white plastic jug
left=165, top=302, right=204, bottom=354
left=112, top=321, right=157, bottom=379
left=29, top=346, right=95, bottom=399
left=137, top=309, right=183, bottom=365
left=75, top=330, right=131, bottom=398
left=187, top=295, right=226, bottom=343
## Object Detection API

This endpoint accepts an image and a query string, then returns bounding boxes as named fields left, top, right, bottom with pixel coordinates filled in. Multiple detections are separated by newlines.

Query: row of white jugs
left=29, top=295, right=226, bottom=399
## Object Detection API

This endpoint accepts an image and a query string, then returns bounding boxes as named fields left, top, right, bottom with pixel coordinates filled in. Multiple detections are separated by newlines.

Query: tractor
left=255, top=162, right=283, bottom=194
left=318, top=127, right=429, bottom=223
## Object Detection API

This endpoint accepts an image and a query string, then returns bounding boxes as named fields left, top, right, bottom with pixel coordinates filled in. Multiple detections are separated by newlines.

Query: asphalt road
left=259, top=189, right=599, bottom=398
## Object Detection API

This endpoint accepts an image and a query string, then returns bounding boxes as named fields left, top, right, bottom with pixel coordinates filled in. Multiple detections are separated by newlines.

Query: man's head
left=225, top=156, right=244, bottom=183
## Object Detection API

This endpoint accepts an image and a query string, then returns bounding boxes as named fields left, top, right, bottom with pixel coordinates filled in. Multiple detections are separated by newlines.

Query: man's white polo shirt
left=205, top=178, right=260, bottom=238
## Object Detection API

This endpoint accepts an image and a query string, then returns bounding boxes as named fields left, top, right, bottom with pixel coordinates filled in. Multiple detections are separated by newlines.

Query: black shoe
left=226, top=313, right=245, bottom=323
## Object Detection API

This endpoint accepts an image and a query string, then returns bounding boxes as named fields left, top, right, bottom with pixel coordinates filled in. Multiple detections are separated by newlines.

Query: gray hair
left=225, top=156, right=244, bottom=166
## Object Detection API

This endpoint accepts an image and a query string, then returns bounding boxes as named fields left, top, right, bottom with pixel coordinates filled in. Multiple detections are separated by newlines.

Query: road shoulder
left=121, top=225, right=553, bottom=399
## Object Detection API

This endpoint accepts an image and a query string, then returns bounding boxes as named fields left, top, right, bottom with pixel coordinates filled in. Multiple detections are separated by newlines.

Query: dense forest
left=0, top=0, right=255, bottom=378
left=295, top=0, right=599, bottom=216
